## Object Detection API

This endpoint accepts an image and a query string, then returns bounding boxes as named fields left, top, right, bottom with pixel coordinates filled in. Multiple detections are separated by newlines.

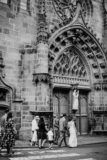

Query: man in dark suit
left=53, top=114, right=59, bottom=144
left=58, top=113, right=68, bottom=147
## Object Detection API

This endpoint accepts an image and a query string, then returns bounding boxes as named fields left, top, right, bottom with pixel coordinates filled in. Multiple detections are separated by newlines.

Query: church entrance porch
left=53, top=87, right=89, bottom=135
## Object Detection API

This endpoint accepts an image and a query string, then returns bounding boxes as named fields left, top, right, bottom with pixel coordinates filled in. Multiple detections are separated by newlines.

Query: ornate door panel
left=76, top=90, right=88, bottom=135
left=53, top=88, right=69, bottom=116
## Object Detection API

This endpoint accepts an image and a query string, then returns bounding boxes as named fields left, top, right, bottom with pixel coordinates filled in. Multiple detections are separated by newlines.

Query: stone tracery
left=54, top=47, right=87, bottom=78
left=52, top=0, right=93, bottom=26
left=49, top=26, right=107, bottom=84
left=52, top=0, right=77, bottom=22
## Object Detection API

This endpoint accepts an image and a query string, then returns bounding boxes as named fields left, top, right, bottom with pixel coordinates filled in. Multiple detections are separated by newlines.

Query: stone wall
left=0, top=1, right=37, bottom=139
left=89, top=0, right=104, bottom=43
left=0, top=0, right=106, bottom=139
left=104, top=0, right=107, bottom=53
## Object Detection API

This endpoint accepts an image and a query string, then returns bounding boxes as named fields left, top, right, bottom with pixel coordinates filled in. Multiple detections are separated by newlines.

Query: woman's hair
left=39, top=117, right=44, bottom=125
left=5, top=109, right=9, bottom=113
left=68, top=115, right=73, bottom=121
left=7, top=112, right=13, bottom=121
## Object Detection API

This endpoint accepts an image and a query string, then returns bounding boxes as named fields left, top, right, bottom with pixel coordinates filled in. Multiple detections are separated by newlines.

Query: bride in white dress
left=67, top=116, right=77, bottom=147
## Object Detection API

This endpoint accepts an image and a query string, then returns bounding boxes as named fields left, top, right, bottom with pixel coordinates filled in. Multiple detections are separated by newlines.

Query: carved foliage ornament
left=33, top=73, right=51, bottom=84
left=54, top=47, right=87, bottom=78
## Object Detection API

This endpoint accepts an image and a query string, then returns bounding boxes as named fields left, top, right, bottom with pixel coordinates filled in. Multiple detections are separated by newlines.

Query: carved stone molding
left=96, top=53, right=103, bottom=59
left=53, top=75, right=89, bottom=86
left=94, top=73, right=100, bottom=79
left=87, top=53, right=94, bottom=59
left=102, top=72, right=107, bottom=79
left=92, top=63, right=98, bottom=69
left=102, top=83, right=107, bottom=90
left=93, top=106, right=107, bottom=112
left=37, top=0, right=49, bottom=44
left=94, top=82, right=107, bottom=90
left=49, top=26, right=107, bottom=81
left=100, top=62, right=106, bottom=69
left=94, top=83, right=101, bottom=90
left=33, top=73, right=51, bottom=84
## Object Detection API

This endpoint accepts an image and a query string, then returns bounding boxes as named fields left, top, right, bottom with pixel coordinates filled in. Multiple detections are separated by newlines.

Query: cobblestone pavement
left=15, top=135, right=107, bottom=148
left=1, top=143, right=107, bottom=160
left=1, top=135, right=107, bottom=160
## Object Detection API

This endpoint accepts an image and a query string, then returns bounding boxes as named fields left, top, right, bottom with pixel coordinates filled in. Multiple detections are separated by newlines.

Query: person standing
left=35, top=115, right=40, bottom=144
left=53, top=115, right=59, bottom=144
left=0, top=112, right=16, bottom=155
left=38, top=117, right=47, bottom=149
left=58, top=114, right=68, bottom=147
left=67, top=116, right=77, bottom=148
left=47, top=127, right=54, bottom=149
left=1, top=109, right=9, bottom=134
left=31, top=116, right=39, bottom=146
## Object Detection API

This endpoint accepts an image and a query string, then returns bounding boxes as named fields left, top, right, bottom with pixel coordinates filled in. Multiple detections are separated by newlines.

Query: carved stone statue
left=72, top=89, right=79, bottom=110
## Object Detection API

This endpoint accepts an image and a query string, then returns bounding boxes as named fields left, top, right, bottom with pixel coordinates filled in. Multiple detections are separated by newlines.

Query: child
left=47, top=127, right=54, bottom=149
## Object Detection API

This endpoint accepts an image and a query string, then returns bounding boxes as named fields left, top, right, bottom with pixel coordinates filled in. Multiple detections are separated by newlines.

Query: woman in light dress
left=67, top=116, right=77, bottom=148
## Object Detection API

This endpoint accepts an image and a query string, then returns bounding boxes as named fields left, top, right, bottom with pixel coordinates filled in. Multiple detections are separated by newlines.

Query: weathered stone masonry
left=0, top=0, right=107, bottom=139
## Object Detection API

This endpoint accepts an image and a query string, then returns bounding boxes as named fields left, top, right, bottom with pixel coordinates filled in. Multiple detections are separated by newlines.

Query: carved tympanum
left=53, top=47, right=87, bottom=77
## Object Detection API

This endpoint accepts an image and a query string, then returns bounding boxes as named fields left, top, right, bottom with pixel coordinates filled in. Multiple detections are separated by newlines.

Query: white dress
left=68, top=121, right=77, bottom=147
left=31, top=119, right=38, bottom=142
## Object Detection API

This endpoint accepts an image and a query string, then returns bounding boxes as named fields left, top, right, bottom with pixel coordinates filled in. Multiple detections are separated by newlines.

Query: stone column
left=33, top=0, right=52, bottom=118
left=33, top=42, right=51, bottom=112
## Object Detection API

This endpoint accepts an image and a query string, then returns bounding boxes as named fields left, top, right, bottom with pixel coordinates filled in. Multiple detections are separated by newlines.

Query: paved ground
left=15, top=135, right=107, bottom=148
left=1, top=143, right=107, bottom=160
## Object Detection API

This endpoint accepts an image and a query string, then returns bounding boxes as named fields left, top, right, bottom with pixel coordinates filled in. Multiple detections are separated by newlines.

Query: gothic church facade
left=0, top=0, right=107, bottom=139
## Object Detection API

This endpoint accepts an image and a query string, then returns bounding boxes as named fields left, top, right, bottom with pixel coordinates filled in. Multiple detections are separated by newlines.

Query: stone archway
left=49, top=25, right=107, bottom=134
left=49, top=25, right=107, bottom=82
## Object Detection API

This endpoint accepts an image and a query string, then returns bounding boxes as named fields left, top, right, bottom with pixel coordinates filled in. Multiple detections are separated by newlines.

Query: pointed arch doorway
left=53, top=87, right=89, bottom=135
left=49, top=25, right=107, bottom=135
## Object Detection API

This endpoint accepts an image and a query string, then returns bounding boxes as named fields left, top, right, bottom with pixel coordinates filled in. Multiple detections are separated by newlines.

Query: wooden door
left=53, top=88, right=69, bottom=116
left=76, top=90, right=88, bottom=135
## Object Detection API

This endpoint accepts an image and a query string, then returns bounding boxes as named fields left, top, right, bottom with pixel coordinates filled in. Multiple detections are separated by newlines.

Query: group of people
left=31, top=113, right=78, bottom=149
left=31, top=116, right=54, bottom=149
left=0, top=109, right=17, bottom=156
left=0, top=110, right=78, bottom=156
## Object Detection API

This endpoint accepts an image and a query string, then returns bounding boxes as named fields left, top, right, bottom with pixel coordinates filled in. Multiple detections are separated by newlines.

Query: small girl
left=47, top=127, right=54, bottom=149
